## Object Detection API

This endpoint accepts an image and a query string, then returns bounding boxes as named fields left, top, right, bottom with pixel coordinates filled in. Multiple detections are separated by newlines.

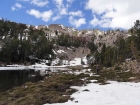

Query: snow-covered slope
left=44, top=81, right=140, bottom=105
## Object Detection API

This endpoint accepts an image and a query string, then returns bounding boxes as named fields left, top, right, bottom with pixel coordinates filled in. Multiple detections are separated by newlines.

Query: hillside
left=53, top=46, right=90, bottom=60
left=0, top=19, right=139, bottom=69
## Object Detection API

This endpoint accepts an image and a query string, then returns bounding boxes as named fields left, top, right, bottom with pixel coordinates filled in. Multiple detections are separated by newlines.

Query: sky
left=0, top=0, right=140, bottom=30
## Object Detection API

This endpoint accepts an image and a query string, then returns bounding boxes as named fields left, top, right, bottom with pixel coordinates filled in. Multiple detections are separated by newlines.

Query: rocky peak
left=48, top=24, right=77, bottom=32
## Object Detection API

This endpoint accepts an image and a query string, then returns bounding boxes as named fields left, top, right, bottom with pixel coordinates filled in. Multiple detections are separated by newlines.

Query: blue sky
left=0, top=0, right=140, bottom=30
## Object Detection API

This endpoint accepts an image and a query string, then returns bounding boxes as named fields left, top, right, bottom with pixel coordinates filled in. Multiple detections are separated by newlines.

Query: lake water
left=0, top=66, right=71, bottom=92
left=0, top=70, right=43, bottom=92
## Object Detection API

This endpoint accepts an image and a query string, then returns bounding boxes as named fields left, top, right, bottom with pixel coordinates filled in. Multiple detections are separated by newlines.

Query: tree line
left=0, top=19, right=54, bottom=64
left=2, top=19, right=139, bottom=67
left=94, top=20, right=140, bottom=67
left=0, top=19, right=97, bottom=64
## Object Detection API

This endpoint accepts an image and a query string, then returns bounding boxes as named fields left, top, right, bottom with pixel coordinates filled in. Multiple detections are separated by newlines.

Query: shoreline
left=0, top=64, right=89, bottom=71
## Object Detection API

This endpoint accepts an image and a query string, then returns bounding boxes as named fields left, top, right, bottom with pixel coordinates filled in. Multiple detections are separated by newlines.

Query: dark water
left=0, top=70, right=43, bottom=92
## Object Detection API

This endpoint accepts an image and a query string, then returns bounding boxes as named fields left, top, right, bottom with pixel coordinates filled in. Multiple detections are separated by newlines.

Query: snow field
left=44, top=81, right=140, bottom=105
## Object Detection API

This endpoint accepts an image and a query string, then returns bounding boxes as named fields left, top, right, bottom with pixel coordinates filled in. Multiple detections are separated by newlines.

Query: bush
left=100, top=71, right=116, bottom=80
left=114, top=66, right=122, bottom=70
left=77, top=73, right=90, bottom=78
left=116, top=71, right=133, bottom=82
left=87, top=76, right=99, bottom=80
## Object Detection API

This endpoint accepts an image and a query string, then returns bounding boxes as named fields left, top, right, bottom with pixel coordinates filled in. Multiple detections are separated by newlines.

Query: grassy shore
left=0, top=67, right=140, bottom=105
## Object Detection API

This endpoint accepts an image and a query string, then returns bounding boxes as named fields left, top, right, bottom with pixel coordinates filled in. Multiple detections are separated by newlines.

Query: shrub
left=114, top=66, right=122, bottom=70
left=87, top=76, right=99, bottom=80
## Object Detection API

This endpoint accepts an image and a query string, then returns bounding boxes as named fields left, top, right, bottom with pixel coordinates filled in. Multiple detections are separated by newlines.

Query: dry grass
left=87, top=68, right=138, bottom=84
left=0, top=73, right=85, bottom=105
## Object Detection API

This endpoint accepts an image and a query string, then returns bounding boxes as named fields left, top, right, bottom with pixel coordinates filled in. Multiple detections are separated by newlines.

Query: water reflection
left=0, top=70, right=43, bottom=92
left=0, top=67, right=71, bottom=92
left=34, top=67, right=70, bottom=72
